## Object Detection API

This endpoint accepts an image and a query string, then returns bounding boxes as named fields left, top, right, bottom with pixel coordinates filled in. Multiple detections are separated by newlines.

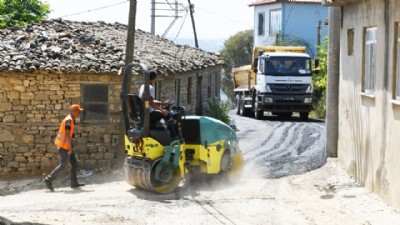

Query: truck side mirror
left=253, top=58, right=258, bottom=73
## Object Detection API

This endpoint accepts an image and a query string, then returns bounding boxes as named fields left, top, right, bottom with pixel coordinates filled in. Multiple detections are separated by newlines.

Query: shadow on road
left=0, top=216, right=49, bottom=225
left=242, top=114, right=325, bottom=123
left=0, top=169, right=125, bottom=197
left=127, top=174, right=240, bottom=202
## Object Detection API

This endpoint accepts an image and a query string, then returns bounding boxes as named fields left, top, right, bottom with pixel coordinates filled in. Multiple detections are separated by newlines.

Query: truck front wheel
left=254, top=101, right=264, bottom=120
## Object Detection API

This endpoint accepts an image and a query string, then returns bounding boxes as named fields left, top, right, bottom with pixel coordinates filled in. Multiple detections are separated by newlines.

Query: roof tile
left=0, top=19, right=223, bottom=75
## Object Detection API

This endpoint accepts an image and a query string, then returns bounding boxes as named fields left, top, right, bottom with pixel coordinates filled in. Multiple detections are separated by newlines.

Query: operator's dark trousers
left=45, top=148, right=79, bottom=185
left=150, top=111, right=177, bottom=138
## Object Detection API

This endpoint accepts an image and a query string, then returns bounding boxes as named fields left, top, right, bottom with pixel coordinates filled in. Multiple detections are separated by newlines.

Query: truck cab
left=233, top=46, right=317, bottom=120
left=254, top=51, right=313, bottom=119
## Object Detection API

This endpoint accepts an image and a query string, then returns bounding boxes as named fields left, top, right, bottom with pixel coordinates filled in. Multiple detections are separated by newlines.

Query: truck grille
left=269, top=84, right=309, bottom=94
left=275, top=100, right=302, bottom=104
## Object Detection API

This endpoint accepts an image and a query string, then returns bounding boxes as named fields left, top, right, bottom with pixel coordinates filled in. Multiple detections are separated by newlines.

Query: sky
left=45, top=0, right=254, bottom=49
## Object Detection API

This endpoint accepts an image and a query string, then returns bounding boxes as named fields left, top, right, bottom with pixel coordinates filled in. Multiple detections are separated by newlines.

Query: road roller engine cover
left=121, top=63, right=244, bottom=194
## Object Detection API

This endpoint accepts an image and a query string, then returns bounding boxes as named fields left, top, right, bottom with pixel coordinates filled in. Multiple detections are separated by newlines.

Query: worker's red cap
left=70, top=104, right=84, bottom=111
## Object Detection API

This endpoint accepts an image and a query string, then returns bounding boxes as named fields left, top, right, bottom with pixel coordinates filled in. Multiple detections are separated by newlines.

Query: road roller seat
left=127, top=94, right=171, bottom=145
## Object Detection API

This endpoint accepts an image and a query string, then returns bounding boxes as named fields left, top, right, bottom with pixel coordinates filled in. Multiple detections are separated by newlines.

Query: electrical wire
left=195, top=6, right=252, bottom=29
left=165, top=0, right=176, bottom=10
left=173, top=8, right=188, bottom=41
left=58, top=0, right=129, bottom=19
left=284, top=4, right=294, bottom=32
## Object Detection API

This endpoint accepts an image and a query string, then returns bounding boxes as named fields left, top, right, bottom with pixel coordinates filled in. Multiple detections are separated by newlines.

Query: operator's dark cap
left=70, top=104, right=84, bottom=111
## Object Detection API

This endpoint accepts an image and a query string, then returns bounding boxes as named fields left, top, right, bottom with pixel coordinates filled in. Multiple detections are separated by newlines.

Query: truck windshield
left=263, top=57, right=311, bottom=76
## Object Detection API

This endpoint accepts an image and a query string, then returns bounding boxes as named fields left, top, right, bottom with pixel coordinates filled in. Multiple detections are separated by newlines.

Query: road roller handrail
left=121, top=63, right=150, bottom=137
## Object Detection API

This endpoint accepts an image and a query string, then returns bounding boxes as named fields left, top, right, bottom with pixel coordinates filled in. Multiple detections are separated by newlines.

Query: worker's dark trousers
left=45, top=148, right=78, bottom=185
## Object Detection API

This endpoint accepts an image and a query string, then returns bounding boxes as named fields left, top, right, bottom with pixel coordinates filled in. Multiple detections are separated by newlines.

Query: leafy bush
left=312, top=37, right=328, bottom=118
left=0, top=0, right=50, bottom=29
left=204, top=98, right=230, bottom=124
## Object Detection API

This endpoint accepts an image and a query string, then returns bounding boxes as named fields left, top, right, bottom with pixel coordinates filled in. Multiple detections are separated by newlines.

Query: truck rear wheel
left=235, top=94, right=241, bottom=115
left=239, top=96, right=251, bottom=117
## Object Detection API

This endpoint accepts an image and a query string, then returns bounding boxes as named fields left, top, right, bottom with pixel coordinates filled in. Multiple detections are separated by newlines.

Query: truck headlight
left=304, top=97, right=312, bottom=104
left=264, top=97, right=273, bottom=103
left=305, top=84, right=313, bottom=93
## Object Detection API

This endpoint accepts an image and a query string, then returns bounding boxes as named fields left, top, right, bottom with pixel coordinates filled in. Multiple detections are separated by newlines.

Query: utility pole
left=326, top=7, right=341, bottom=158
left=125, top=0, right=137, bottom=67
left=317, top=20, right=322, bottom=46
left=151, top=0, right=155, bottom=35
left=187, top=0, right=198, bottom=48
left=120, top=0, right=137, bottom=162
left=151, top=1, right=183, bottom=37
left=186, top=0, right=201, bottom=115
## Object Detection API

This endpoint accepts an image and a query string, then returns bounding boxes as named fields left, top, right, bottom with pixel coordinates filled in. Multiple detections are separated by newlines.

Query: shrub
left=204, top=98, right=230, bottom=124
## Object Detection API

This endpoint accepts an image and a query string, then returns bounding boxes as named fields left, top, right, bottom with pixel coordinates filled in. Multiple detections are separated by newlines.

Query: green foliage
left=220, top=29, right=254, bottom=69
left=204, top=98, right=230, bottom=124
left=0, top=0, right=50, bottom=29
left=220, top=29, right=254, bottom=102
left=313, top=89, right=326, bottom=118
left=312, top=36, right=328, bottom=118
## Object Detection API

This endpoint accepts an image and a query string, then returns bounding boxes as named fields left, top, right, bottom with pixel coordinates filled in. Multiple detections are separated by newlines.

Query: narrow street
left=1, top=112, right=399, bottom=225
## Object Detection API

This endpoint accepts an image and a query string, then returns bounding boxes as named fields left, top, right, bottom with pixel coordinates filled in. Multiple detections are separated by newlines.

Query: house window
left=347, top=28, right=354, bottom=55
left=363, top=27, right=377, bottom=95
left=396, top=23, right=400, bottom=101
left=175, top=79, right=180, bottom=105
left=258, top=13, right=265, bottom=36
left=270, top=9, right=281, bottom=35
left=81, top=84, right=109, bottom=122
left=187, top=77, right=192, bottom=104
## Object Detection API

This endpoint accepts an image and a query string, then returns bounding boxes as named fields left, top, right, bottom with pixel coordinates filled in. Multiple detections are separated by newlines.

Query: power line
left=173, top=8, right=189, bottom=41
left=58, top=0, right=129, bottom=19
left=195, top=6, right=252, bottom=29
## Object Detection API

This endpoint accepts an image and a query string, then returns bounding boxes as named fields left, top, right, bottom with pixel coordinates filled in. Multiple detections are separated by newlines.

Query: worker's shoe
left=44, top=178, right=54, bottom=192
left=71, top=183, right=85, bottom=189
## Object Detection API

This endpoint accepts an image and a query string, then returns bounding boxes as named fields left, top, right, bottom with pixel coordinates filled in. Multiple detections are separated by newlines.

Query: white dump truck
left=233, top=46, right=318, bottom=120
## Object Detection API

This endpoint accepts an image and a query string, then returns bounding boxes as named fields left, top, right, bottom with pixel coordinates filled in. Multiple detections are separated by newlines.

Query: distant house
left=249, top=0, right=328, bottom=56
left=0, top=19, right=223, bottom=178
left=322, top=0, right=400, bottom=208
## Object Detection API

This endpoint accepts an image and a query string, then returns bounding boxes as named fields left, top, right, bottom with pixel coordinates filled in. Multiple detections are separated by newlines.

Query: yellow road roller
left=121, top=63, right=244, bottom=194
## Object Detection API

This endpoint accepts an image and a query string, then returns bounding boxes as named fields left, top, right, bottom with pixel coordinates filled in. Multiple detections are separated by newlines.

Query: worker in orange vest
left=44, top=104, right=85, bottom=191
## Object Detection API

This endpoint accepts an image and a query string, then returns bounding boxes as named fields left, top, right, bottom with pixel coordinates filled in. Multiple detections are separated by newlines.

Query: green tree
left=0, top=0, right=50, bottom=29
left=220, top=29, right=254, bottom=101
left=312, top=36, right=328, bottom=118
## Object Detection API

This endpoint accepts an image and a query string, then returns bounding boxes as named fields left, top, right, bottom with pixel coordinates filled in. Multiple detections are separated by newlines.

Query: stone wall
left=0, top=66, right=221, bottom=178
left=0, top=71, right=122, bottom=178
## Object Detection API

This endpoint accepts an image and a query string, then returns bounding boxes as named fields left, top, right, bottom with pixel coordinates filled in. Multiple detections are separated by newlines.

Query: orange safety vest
left=54, top=114, right=75, bottom=150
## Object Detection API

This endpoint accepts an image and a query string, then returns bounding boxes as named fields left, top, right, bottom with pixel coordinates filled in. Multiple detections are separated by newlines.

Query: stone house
left=0, top=19, right=223, bottom=178
left=249, top=0, right=328, bottom=56
left=323, top=0, right=400, bottom=208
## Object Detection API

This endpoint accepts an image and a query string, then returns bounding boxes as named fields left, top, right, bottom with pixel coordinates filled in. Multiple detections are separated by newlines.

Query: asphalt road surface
left=1, top=112, right=400, bottom=225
